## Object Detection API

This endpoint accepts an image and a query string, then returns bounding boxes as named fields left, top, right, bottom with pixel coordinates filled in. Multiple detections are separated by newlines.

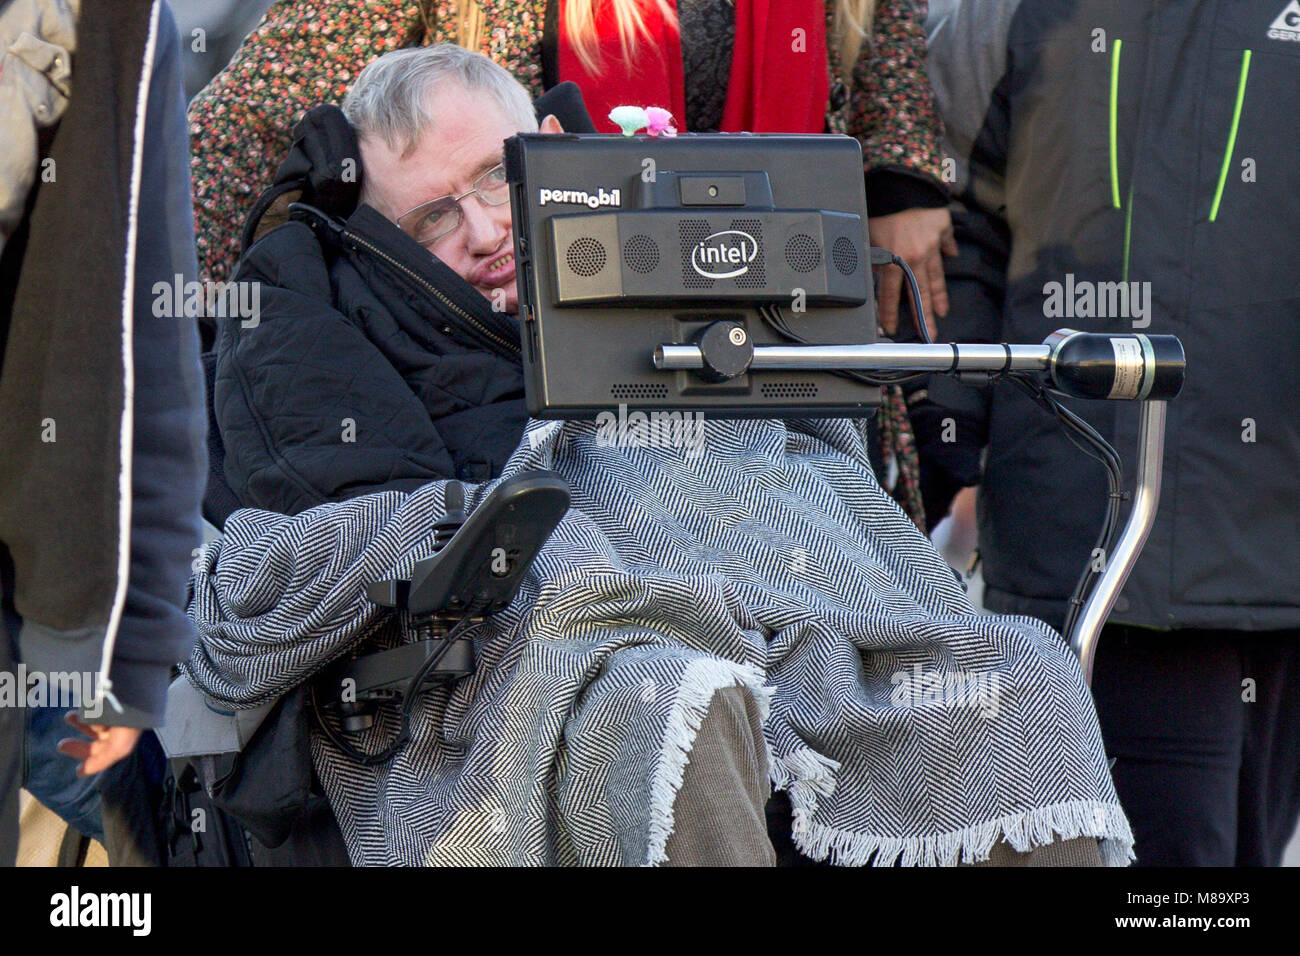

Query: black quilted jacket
left=214, top=111, right=528, bottom=516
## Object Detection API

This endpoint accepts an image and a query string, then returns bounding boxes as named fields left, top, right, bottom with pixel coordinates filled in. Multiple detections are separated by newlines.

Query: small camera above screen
left=505, top=133, right=880, bottom=418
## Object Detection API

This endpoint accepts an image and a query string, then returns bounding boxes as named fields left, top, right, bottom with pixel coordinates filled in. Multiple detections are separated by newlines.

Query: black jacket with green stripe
left=919, top=0, right=1299, bottom=631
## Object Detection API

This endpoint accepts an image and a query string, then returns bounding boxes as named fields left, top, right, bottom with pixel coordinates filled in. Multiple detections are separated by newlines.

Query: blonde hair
left=563, top=0, right=678, bottom=72
left=834, top=0, right=877, bottom=70
left=452, top=1, right=877, bottom=75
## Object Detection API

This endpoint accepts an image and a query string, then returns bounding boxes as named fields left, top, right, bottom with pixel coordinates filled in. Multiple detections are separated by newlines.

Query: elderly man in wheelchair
left=167, top=44, right=1134, bottom=867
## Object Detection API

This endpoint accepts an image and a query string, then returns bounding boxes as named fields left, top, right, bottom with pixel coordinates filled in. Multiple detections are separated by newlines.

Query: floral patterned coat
left=187, top=0, right=938, bottom=522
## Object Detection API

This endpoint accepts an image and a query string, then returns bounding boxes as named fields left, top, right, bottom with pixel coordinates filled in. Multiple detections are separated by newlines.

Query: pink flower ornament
left=608, top=105, right=678, bottom=137
left=644, top=107, right=678, bottom=136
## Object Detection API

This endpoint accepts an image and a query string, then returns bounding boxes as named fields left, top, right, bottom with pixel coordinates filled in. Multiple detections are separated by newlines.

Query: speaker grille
left=832, top=237, right=858, bottom=275
left=623, top=234, right=660, bottom=274
left=730, top=218, right=766, bottom=289
left=785, top=234, right=821, bottom=273
left=611, top=383, right=669, bottom=400
left=679, top=219, right=713, bottom=288
left=566, top=236, right=607, bottom=277
left=760, top=381, right=819, bottom=398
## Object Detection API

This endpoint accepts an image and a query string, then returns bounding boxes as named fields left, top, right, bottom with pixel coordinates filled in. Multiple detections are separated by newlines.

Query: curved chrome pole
left=1069, top=401, right=1168, bottom=684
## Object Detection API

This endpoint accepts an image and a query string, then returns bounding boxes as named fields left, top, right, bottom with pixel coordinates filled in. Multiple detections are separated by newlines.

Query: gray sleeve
left=0, top=0, right=77, bottom=257
left=924, top=0, right=1022, bottom=198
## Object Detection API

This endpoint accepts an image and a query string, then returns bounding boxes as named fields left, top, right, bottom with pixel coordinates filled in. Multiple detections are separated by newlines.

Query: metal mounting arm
left=1069, top=400, right=1167, bottom=683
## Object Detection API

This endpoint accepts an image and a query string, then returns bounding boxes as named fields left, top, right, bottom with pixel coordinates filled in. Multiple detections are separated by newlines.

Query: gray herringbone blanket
left=184, top=417, right=1134, bottom=866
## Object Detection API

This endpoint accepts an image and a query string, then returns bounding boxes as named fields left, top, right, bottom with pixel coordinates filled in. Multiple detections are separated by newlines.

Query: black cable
left=757, top=303, right=929, bottom=388
left=748, top=245, right=931, bottom=388
left=869, top=246, right=931, bottom=344
left=311, top=611, right=483, bottom=766
left=1006, top=373, right=1125, bottom=639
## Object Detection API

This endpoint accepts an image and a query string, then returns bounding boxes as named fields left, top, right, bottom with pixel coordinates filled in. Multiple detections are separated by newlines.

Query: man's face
left=360, top=83, right=524, bottom=313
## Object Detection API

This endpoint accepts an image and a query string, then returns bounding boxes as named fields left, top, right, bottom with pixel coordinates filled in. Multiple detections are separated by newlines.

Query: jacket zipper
left=1122, top=182, right=1134, bottom=284
left=1109, top=39, right=1136, bottom=282
left=1109, top=38, right=1123, bottom=210
left=1110, top=39, right=1136, bottom=282
left=1111, top=40, right=1254, bottom=280
left=1209, top=49, right=1252, bottom=223
left=342, top=229, right=522, bottom=359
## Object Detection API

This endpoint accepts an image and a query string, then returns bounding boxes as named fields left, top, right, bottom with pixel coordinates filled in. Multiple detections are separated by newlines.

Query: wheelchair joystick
left=321, top=471, right=571, bottom=734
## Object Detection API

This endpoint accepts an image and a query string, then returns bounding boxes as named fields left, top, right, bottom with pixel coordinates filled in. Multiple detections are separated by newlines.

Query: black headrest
left=240, top=104, right=361, bottom=253
left=280, top=105, right=364, bottom=214
left=534, top=81, right=596, bottom=133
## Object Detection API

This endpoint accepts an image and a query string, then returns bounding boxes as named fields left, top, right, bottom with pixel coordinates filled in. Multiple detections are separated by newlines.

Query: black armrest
left=367, top=470, right=571, bottom=619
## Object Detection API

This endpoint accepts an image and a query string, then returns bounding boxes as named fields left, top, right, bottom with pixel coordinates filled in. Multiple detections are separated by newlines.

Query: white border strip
left=96, top=0, right=161, bottom=711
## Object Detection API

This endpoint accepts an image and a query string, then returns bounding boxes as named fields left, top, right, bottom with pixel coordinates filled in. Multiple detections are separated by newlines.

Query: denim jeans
left=23, top=704, right=105, bottom=842
left=3, top=591, right=104, bottom=843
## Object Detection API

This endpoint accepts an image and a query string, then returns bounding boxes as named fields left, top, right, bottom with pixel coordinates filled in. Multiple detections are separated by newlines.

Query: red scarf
left=558, top=0, right=830, bottom=134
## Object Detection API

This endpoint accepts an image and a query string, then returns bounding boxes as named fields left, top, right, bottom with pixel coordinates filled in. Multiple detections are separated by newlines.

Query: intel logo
left=691, top=230, right=758, bottom=279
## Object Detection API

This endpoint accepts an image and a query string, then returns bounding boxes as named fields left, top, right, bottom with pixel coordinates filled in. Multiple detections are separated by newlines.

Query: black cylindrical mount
left=695, top=321, right=754, bottom=382
left=1047, top=331, right=1186, bottom=401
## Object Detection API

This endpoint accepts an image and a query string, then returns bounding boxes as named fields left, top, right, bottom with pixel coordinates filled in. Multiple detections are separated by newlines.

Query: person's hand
left=868, top=206, right=958, bottom=338
left=57, top=712, right=143, bottom=777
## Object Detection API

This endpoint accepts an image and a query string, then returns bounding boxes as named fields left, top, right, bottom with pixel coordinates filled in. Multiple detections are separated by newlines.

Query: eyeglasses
left=395, top=163, right=511, bottom=247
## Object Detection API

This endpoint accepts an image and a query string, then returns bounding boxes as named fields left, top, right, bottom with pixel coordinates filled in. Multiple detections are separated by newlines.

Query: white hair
left=341, top=44, right=537, bottom=157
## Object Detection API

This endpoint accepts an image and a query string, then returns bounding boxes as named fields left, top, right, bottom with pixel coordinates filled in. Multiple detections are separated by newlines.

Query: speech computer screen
left=506, top=132, right=881, bottom=418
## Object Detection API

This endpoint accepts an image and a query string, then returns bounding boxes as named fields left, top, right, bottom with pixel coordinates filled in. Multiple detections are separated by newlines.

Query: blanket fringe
left=783, top=767, right=1135, bottom=867
left=770, top=747, right=840, bottom=798
left=643, top=659, right=770, bottom=867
